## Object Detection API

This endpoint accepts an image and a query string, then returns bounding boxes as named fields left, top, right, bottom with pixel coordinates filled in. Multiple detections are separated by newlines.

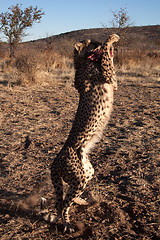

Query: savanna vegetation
left=0, top=23, right=160, bottom=239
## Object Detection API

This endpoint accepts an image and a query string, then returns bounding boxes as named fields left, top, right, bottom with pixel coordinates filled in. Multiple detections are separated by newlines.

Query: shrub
left=15, top=54, right=38, bottom=83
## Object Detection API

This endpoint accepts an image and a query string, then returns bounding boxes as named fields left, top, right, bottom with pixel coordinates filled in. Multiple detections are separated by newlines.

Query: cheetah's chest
left=81, top=84, right=114, bottom=180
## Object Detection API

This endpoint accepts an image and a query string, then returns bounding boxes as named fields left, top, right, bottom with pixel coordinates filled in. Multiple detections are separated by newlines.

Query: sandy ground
left=0, top=72, right=160, bottom=239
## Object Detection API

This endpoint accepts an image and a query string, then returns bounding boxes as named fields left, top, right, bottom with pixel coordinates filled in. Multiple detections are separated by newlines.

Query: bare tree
left=110, top=7, right=133, bottom=47
left=0, top=4, right=44, bottom=57
left=111, top=7, right=132, bottom=29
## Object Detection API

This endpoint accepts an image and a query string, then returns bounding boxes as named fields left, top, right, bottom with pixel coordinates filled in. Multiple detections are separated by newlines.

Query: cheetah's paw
left=74, top=197, right=88, bottom=205
left=64, top=222, right=76, bottom=233
left=40, top=197, right=58, bottom=223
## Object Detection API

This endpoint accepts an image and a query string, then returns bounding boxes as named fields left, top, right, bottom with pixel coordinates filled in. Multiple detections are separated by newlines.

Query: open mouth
left=87, top=47, right=113, bottom=62
left=87, top=48, right=103, bottom=62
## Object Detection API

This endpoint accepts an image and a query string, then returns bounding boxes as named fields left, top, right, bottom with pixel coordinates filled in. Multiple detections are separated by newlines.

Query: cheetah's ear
left=74, top=39, right=91, bottom=53
left=74, top=42, right=83, bottom=53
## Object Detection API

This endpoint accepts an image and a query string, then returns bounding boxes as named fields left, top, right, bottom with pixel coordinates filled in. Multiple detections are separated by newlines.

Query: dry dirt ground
left=0, top=71, right=159, bottom=240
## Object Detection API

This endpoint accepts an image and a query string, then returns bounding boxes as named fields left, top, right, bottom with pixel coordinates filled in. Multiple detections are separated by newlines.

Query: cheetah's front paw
left=40, top=197, right=58, bottom=223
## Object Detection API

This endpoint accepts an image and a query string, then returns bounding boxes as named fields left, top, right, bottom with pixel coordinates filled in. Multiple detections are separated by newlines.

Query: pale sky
left=0, top=0, right=160, bottom=41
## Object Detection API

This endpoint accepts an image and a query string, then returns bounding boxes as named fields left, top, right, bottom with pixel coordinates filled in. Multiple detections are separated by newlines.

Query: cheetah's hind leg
left=73, top=196, right=88, bottom=205
left=62, top=176, right=87, bottom=233
left=74, top=191, right=97, bottom=206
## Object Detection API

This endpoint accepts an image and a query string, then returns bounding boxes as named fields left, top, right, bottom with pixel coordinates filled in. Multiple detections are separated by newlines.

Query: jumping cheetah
left=41, top=34, right=120, bottom=232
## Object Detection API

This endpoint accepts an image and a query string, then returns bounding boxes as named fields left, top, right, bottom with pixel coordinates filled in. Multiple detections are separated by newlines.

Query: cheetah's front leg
left=40, top=197, right=59, bottom=223
left=40, top=172, right=63, bottom=224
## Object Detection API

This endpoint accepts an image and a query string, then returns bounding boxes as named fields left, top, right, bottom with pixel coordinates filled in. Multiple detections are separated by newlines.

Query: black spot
left=57, top=196, right=62, bottom=201
left=77, top=147, right=82, bottom=160
left=99, top=91, right=103, bottom=96
left=104, top=88, right=108, bottom=93
left=68, top=195, right=73, bottom=200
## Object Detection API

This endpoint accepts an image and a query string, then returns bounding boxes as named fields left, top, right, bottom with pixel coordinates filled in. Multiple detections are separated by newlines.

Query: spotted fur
left=41, top=34, right=120, bottom=232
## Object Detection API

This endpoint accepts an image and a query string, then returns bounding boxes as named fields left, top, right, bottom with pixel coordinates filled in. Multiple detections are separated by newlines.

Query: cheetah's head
left=74, top=34, right=120, bottom=92
left=74, top=34, right=119, bottom=63
left=74, top=39, right=102, bottom=62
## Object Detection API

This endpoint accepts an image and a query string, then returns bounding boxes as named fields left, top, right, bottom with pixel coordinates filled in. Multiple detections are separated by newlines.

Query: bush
left=15, top=54, right=38, bottom=83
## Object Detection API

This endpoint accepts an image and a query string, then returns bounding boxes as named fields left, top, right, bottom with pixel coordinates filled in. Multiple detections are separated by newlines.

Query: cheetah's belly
left=81, top=153, right=94, bottom=181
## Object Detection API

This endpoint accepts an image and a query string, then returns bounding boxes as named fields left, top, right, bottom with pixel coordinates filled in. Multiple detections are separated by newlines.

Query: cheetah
left=40, top=34, right=120, bottom=232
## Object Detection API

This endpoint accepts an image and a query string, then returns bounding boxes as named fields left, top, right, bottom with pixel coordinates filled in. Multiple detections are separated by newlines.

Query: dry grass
left=0, top=34, right=160, bottom=239
left=115, top=49, right=160, bottom=78
left=0, top=48, right=74, bottom=86
left=0, top=72, right=159, bottom=239
left=0, top=42, right=159, bottom=87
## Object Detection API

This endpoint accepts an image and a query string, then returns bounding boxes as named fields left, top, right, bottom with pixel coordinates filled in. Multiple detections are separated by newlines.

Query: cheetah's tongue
left=87, top=49, right=102, bottom=62
left=110, top=49, right=113, bottom=57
